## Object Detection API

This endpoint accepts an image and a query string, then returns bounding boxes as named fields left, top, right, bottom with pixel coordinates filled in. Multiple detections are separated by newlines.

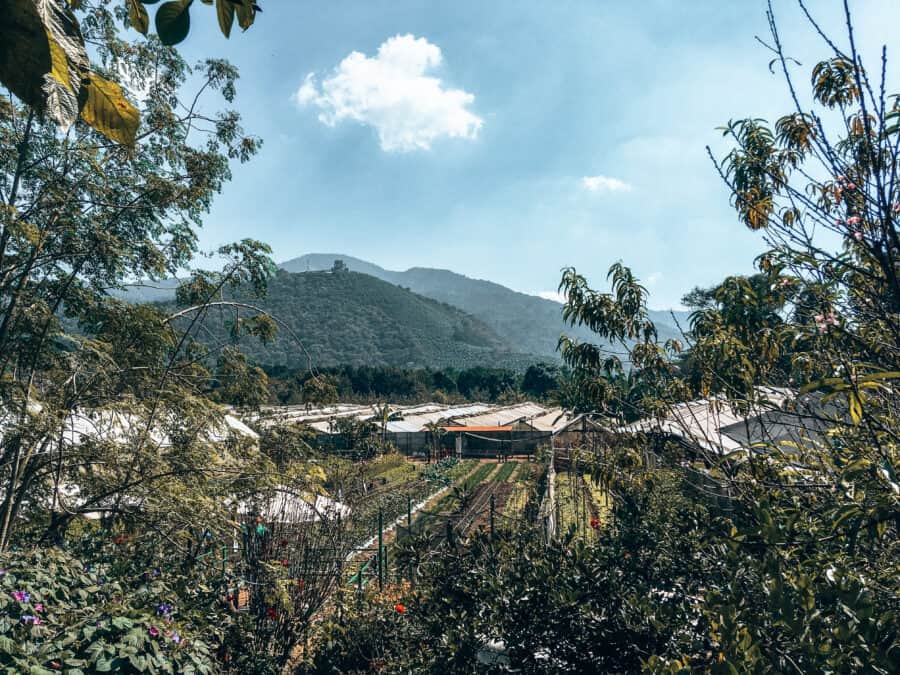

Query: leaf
left=215, top=0, right=234, bottom=38
left=110, top=615, right=134, bottom=630
left=155, top=0, right=192, bottom=46
left=79, top=74, right=140, bottom=145
left=848, top=391, right=862, bottom=424
left=234, top=0, right=256, bottom=30
left=127, top=0, right=150, bottom=35
left=0, top=0, right=89, bottom=131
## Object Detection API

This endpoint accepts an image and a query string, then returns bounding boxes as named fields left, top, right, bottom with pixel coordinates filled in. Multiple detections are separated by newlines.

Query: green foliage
left=0, top=0, right=271, bottom=550
left=0, top=545, right=222, bottom=673
left=280, top=253, right=690, bottom=360
left=171, top=270, right=536, bottom=371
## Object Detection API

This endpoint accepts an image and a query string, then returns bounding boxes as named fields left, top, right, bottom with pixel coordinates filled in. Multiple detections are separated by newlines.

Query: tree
left=0, top=0, right=263, bottom=144
left=330, top=259, right=348, bottom=274
left=553, top=2, right=900, bottom=670
left=521, top=363, right=560, bottom=400
left=0, top=0, right=275, bottom=550
left=300, top=375, right=338, bottom=411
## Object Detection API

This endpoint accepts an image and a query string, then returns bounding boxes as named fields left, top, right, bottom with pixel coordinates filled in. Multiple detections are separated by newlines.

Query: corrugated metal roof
left=527, top=408, right=571, bottom=432
left=441, top=425, right=512, bottom=432
left=461, top=403, right=549, bottom=428
left=622, top=387, right=794, bottom=454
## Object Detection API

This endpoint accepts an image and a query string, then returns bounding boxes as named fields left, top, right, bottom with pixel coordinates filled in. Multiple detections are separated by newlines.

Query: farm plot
left=501, top=462, right=540, bottom=523
left=554, top=469, right=610, bottom=538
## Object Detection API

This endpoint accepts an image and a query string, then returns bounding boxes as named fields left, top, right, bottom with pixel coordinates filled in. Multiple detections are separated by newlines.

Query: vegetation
left=3, top=1, right=899, bottom=673
left=300, top=4, right=900, bottom=673
left=281, top=253, right=690, bottom=359
left=172, top=269, right=540, bottom=371
left=264, top=363, right=564, bottom=406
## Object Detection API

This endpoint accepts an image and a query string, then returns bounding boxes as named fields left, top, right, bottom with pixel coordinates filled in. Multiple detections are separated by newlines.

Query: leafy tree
left=0, top=0, right=273, bottom=550
left=521, top=362, right=560, bottom=400
left=0, top=0, right=262, bottom=144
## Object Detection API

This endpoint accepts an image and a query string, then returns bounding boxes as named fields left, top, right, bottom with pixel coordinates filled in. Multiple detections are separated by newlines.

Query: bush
left=0, top=546, right=221, bottom=673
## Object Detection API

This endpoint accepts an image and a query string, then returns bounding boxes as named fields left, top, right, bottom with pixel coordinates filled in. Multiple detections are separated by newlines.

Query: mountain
left=280, top=254, right=691, bottom=358
left=173, top=269, right=535, bottom=369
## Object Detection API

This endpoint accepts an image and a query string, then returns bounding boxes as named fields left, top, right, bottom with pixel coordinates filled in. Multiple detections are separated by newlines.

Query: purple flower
left=21, top=614, right=39, bottom=625
left=0, top=569, right=6, bottom=576
left=157, top=602, right=173, bottom=616
left=12, top=591, right=30, bottom=603
left=171, top=630, right=181, bottom=644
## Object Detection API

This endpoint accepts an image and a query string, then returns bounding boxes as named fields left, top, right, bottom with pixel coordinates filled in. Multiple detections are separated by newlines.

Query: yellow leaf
left=47, top=33, right=72, bottom=89
left=79, top=74, right=140, bottom=146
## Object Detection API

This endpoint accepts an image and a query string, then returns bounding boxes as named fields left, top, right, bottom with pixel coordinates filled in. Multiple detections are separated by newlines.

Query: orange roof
left=440, top=426, right=513, bottom=432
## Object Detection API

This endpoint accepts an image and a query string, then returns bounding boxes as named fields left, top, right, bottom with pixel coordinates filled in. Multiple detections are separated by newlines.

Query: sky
left=174, top=0, right=900, bottom=309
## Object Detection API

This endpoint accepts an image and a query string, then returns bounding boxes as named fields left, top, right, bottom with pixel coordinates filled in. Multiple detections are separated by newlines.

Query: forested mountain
left=175, top=269, right=537, bottom=369
left=281, top=254, right=690, bottom=356
left=117, top=254, right=689, bottom=363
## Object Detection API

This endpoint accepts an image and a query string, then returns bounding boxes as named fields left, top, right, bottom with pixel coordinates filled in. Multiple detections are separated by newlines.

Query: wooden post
left=378, top=509, right=384, bottom=590
left=490, top=494, right=495, bottom=539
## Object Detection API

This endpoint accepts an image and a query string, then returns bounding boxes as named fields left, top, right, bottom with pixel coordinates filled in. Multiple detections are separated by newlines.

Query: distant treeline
left=264, top=363, right=563, bottom=405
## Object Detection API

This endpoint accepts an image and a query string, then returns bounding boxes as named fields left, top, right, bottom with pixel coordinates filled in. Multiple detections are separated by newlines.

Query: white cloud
left=646, top=272, right=662, bottom=285
left=581, top=175, right=633, bottom=193
left=293, top=34, right=483, bottom=152
left=534, top=290, right=566, bottom=304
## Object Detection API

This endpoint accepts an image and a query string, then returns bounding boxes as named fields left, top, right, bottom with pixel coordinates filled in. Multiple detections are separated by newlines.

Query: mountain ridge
left=280, top=253, right=690, bottom=357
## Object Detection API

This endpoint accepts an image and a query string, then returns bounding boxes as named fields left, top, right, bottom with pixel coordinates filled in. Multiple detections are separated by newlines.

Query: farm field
left=555, top=468, right=610, bottom=538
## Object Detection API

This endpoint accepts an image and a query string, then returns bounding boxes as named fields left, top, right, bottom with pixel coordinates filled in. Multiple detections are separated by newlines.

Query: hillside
left=281, top=254, right=690, bottom=357
left=175, top=269, right=535, bottom=369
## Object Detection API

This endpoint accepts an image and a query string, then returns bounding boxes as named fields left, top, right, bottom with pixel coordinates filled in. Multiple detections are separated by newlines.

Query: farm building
left=621, top=387, right=841, bottom=460
left=258, top=401, right=607, bottom=458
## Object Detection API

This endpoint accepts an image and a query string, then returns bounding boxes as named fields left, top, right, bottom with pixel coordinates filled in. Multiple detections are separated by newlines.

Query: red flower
left=281, top=560, right=289, bottom=567
left=394, top=603, right=405, bottom=614
left=624, top=552, right=631, bottom=559
left=225, top=594, right=234, bottom=602
left=297, top=579, right=305, bottom=590
left=589, top=518, right=601, bottom=530
left=266, top=608, right=277, bottom=619
left=114, top=537, right=122, bottom=545
left=280, top=538, right=288, bottom=546
left=50, top=663, right=60, bottom=671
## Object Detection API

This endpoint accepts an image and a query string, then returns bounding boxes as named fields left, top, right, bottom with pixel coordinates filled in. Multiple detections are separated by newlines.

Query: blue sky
left=176, top=0, right=900, bottom=308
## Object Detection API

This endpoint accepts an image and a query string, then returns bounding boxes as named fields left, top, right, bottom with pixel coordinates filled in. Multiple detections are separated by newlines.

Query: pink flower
left=846, top=182, right=857, bottom=190
left=12, top=591, right=29, bottom=603
left=893, top=203, right=900, bottom=213
left=837, top=175, right=847, bottom=183
left=778, top=278, right=791, bottom=287
left=149, top=626, right=160, bottom=637
left=34, top=603, right=43, bottom=612
left=854, top=231, right=864, bottom=241
left=847, top=216, right=861, bottom=225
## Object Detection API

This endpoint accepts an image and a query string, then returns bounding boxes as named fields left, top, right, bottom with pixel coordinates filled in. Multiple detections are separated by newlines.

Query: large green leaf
left=155, top=0, right=192, bottom=46
left=127, top=0, right=150, bottom=34
left=0, top=0, right=88, bottom=131
left=79, top=73, right=140, bottom=145
left=215, top=0, right=234, bottom=38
